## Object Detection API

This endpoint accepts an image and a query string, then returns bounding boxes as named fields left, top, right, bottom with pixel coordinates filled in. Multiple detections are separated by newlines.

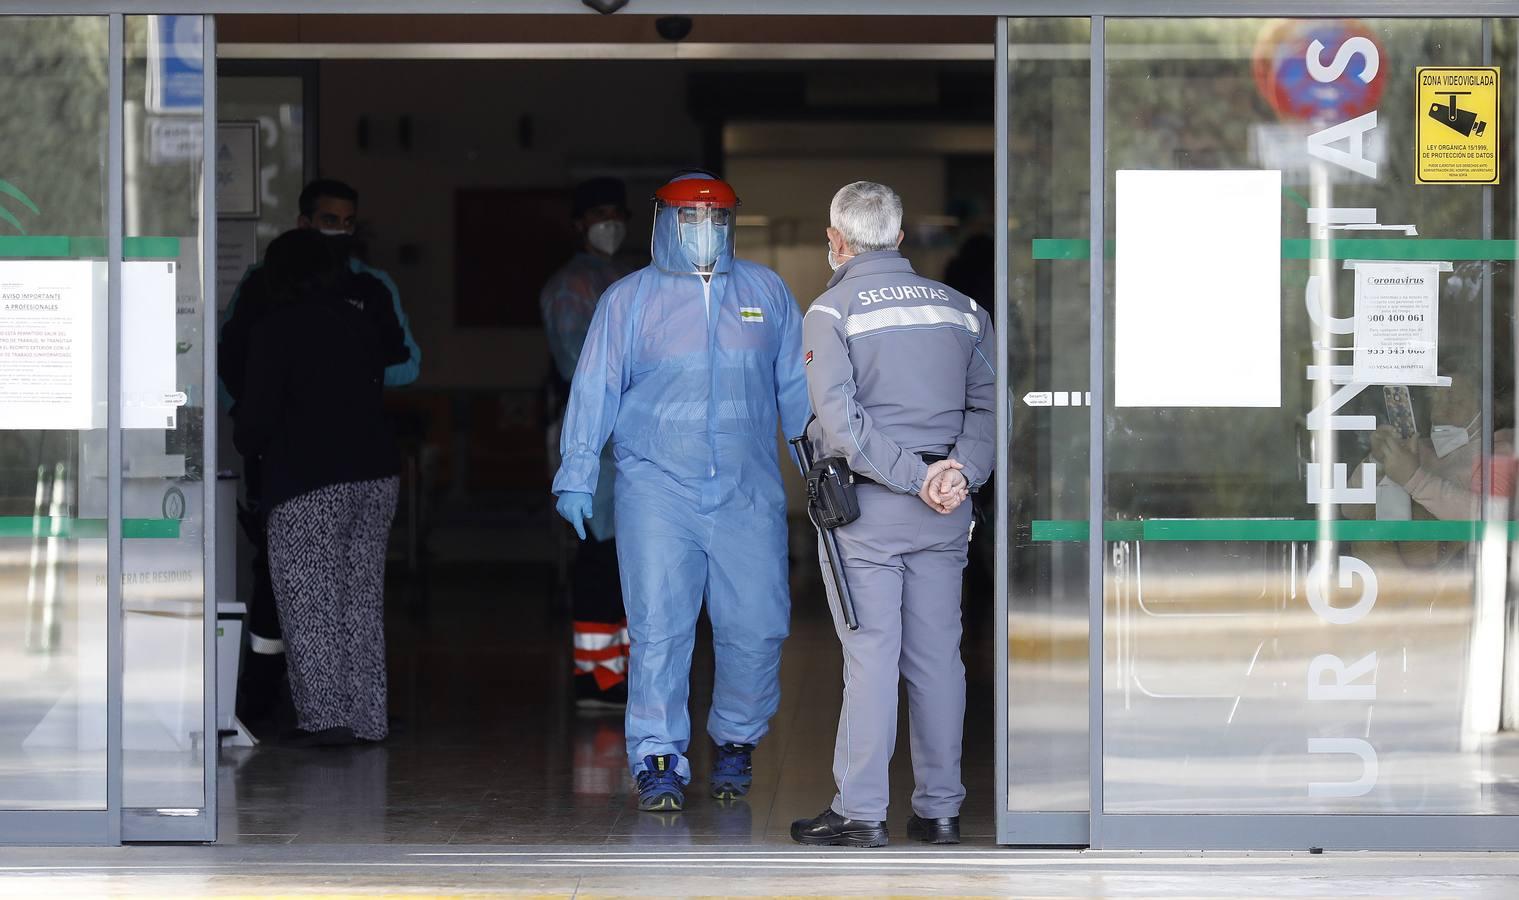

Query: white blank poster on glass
left=1115, top=169, right=1281, bottom=408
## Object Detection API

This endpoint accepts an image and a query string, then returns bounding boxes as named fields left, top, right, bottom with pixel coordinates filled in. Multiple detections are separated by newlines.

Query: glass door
left=119, top=13, right=217, bottom=842
left=1000, top=16, right=1094, bottom=846
left=0, top=12, right=217, bottom=845
left=1092, top=15, right=1519, bottom=848
left=0, top=13, right=115, bottom=845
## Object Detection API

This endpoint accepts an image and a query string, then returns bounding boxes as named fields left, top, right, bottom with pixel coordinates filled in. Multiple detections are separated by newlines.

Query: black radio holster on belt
left=806, top=457, right=861, bottom=529
left=789, top=417, right=862, bottom=631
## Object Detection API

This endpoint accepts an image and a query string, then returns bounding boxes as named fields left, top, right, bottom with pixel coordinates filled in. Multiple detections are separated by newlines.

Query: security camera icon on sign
left=1429, top=91, right=1487, bottom=138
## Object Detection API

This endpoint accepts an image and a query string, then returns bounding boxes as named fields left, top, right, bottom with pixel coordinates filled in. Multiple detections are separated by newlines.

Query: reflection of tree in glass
left=0, top=19, right=110, bottom=514
left=0, top=180, right=40, bottom=234
left=0, top=18, right=109, bottom=238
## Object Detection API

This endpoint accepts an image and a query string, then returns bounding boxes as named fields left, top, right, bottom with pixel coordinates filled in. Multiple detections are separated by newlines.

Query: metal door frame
left=0, top=2, right=1509, bottom=14
left=119, top=14, right=220, bottom=844
left=0, top=12, right=218, bottom=846
left=5, top=0, right=1517, bottom=851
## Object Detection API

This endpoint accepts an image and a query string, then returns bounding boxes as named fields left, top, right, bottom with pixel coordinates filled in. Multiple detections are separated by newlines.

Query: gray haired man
left=790, top=182, right=997, bottom=848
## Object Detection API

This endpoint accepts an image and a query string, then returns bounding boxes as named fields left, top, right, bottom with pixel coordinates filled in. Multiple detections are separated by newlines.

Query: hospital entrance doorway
left=209, top=12, right=1003, bottom=846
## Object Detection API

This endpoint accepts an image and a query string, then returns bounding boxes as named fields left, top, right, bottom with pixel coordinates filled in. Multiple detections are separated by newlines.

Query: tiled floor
left=8, top=560, right=1519, bottom=895
left=217, top=559, right=1001, bottom=846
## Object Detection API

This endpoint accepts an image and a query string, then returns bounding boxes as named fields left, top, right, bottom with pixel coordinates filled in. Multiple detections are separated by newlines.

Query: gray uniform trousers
left=823, top=481, right=972, bottom=822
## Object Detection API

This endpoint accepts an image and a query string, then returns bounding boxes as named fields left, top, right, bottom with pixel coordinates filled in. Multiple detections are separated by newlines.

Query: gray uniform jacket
left=803, top=250, right=997, bottom=495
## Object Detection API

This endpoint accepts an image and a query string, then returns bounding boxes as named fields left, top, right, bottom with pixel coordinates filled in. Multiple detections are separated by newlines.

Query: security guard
left=791, top=181, right=997, bottom=848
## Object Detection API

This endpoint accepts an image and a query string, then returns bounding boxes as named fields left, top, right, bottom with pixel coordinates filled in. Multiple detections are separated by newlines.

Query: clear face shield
left=674, top=205, right=733, bottom=272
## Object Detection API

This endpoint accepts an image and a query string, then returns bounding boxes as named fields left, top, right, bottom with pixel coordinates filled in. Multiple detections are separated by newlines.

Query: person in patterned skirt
left=232, top=229, right=412, bottom=747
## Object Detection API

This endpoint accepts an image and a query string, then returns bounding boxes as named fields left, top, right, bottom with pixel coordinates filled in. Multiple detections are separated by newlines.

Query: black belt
left=851, top=452, right=947, bottom=487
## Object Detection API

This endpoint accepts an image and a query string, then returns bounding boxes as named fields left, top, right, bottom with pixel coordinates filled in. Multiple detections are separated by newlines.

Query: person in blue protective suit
left=552, top=171, right=810, bottom=813
left=540, top=177, right=636, bottom=709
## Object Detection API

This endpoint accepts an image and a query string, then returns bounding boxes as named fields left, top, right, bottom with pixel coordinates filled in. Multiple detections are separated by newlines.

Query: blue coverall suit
left=552, top=184, right=810, bottom=779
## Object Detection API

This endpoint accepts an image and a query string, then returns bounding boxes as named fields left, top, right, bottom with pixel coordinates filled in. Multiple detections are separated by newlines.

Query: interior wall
left=728, top=157, right=951, bottom=307
left=317, top=58, right=704, bottom=390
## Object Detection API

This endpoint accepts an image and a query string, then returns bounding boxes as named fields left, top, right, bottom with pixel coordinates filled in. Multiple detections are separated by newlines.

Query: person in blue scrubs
left=540, top=177, right=635, bottom=709
left=552, top=172, right=809, bottom=812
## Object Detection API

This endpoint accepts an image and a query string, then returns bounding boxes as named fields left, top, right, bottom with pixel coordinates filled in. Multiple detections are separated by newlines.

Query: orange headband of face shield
left=654, top=178, right=739, bottom=209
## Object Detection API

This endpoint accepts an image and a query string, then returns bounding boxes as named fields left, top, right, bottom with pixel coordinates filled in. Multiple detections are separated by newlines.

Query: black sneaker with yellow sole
left=635, top=754, right=685, bottom=812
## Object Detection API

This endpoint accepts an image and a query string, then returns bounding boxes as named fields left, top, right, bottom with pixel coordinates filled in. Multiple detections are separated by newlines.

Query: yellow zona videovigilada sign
left=1416, top=66, right=1500, bottom=184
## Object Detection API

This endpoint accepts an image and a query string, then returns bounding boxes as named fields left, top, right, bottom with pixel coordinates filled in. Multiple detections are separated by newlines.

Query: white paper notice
left=0, top=261, right=101, bottom=430
left=1351, top=262, right=1441, bottom=385
left=0, top=260, right=178, bottom=430
left=123, top=260, right=179, bottom=430
left=1115, top=169, right=1282, bottom=407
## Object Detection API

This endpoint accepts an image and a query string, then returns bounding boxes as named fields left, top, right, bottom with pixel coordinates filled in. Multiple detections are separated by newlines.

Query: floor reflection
left=217, top=560, right=1000, bottom=845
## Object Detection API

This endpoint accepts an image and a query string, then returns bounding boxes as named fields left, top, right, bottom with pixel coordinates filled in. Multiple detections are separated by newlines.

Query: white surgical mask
left=678, top=220, right=727, bottom=270
left=1430, top=414, right=1480, bottom=458
left=586, top=219, right=627, bottom=257
left=827, top=245, right=854, bottom=272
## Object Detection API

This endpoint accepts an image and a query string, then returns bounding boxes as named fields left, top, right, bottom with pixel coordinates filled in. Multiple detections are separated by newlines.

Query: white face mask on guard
left=1430, top=414, right=1480, bottom=458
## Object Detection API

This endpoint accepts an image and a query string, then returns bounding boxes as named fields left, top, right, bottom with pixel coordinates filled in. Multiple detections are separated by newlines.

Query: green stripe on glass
left=1030, top=520, right=1142, bottom=541
left=1031, top=238, right=1517, bottom=262
left=1031, top=518, right=1504, bottom=542
left=0, top=517, right=181, bottom=539
left=1143, top=518, right=1482, bottom=542
left=1281, top=238, right=1517, bottom=261
left=69, top=237, right=182, bottom=259
left=1032, top=238, right=1104, bottom=260
left=0, top=236, right=71, bottom=256
left=0, top=236, right=181, bottom=258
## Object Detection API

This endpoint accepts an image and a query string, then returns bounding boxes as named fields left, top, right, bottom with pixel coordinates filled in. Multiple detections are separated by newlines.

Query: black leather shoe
left=790, top=808, right=888, bottom=848
left=906, top=813, right=961, bottom=844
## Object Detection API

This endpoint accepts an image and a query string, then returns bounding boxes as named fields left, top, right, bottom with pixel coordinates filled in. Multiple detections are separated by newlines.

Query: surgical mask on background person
left=587, top=219, right=627, bottom=257
left=827, top=244, right=853, bottom=272
left=1431, top=413, right=1480, bottom=458
left=678, top=219, right=727, bottom=270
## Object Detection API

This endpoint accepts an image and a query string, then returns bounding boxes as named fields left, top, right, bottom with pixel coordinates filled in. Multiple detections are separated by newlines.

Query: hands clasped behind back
left=919, top=459, right=969, bottom=514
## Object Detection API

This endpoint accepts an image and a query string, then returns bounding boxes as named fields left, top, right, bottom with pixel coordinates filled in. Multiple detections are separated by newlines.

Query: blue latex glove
left=555, top=492, right=593, bottom=541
